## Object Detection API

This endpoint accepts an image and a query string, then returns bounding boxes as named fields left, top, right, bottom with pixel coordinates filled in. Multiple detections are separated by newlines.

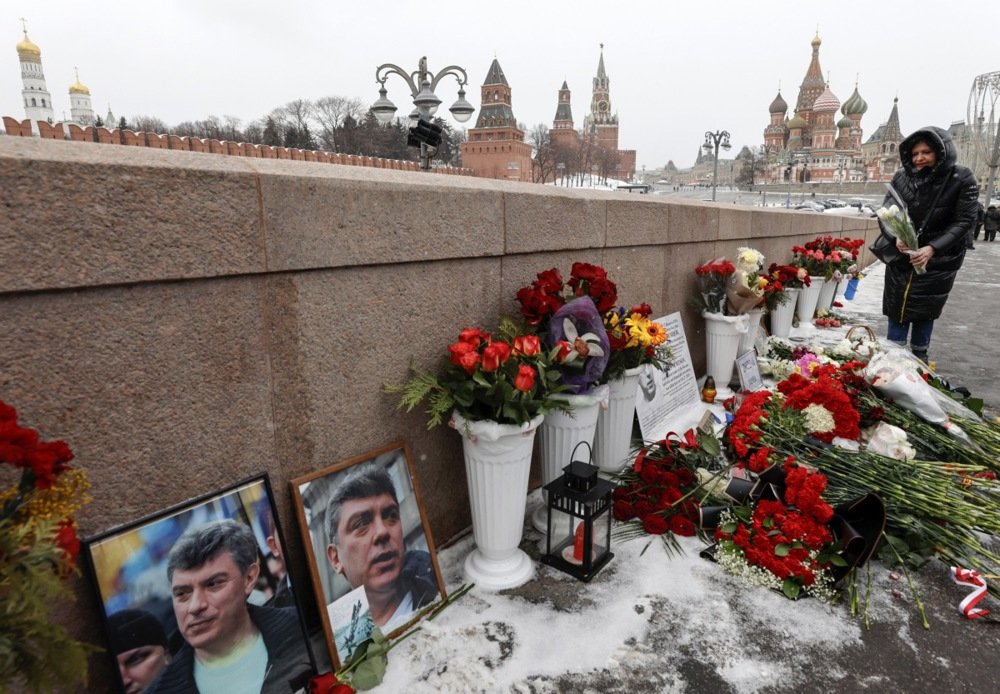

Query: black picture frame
left=82, top=475, right=315, bottom=694
left=290, top=441, right=446, bottom=669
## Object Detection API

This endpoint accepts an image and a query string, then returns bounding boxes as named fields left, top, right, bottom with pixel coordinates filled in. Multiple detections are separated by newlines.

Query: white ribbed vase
left=531, top=385, right=609, bottom=533
left=737, top=309, right=763, bottom=357
left=452, top=411, right=543, bottom=591
left=795, top=277, right=825, bottom=323
left=816, top=278, right=838, bottom=312
left=592, top=366, right=643, bottom=473
left=702, top=311, right=749, bottom=399
left=769, top=288, right=799, bottom=338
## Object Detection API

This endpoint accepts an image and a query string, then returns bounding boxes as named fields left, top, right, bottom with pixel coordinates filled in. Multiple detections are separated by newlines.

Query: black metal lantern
left=541, top=446, right=615, bottom=582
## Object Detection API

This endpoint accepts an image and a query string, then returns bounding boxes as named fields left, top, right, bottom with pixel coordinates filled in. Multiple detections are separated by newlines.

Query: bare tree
left=312, top=96, right=365, bottom=150
left=221, top=115, right=243, bottom=141
left=131, top=115, right=168, bottom=134
left=283, top=99, right=314, bottom=134
left=528, top=124, right=557, bottom=183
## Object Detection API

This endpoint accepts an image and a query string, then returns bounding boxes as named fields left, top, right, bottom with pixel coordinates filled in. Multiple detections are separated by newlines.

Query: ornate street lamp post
left=703, top=130, right=731, bottom=202
left=370, top=56, right=475, bottom=170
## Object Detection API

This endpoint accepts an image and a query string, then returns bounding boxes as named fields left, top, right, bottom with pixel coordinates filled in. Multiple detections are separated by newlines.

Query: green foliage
left=0, top=518, right=93, bottom=692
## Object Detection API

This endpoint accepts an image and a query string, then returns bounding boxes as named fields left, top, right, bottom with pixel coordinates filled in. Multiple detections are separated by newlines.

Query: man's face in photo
left=327, top=492, right=404, bottom=595
left=170, top=551, right=257, bottom=656
left=116, top=644, right=169, bottom=693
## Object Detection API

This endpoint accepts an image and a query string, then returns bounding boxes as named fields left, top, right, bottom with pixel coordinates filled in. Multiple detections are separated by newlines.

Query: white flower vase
left=816, top=278, right=838, bottom=313
left=702, top=311, right=749, bottom=399
left=796, top=277, right=825, bottom=323
left=452, top=411, right=544, bottom=591
left=733, top=309, right=763, bottom=384
left=834, top=278, right=846, bottom=299
left=532, top=385, right=609, bottom=533
left=769, top=288, right=799, bottom=338
left=592, top=366, right=643, bottom=473
left=737, top=309, right=763, bottom=358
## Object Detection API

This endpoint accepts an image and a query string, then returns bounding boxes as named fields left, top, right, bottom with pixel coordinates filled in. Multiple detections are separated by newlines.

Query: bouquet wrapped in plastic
left=876, top=185, right=925, bottom=274
left=864, top=351, right=973, bottom=444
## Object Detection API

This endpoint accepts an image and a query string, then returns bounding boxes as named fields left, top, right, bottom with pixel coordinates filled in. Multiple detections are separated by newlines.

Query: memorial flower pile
left=387, top=321, right=565, bottom=428
left=0, top=399, right=92, bottom=691
left=714, top=461, right=842, bottom=600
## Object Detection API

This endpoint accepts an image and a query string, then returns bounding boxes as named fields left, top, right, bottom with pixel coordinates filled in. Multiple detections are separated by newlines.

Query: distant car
left=794, top=202, right=826, bottom=212
left=824, top=199, right=847, bottom=208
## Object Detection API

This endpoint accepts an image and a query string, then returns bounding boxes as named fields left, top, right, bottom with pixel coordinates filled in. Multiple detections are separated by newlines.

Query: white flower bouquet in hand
left=876, top=187, right=925, bottom=274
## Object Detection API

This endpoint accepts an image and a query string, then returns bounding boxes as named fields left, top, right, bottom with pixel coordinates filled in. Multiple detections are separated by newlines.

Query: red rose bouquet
left=516, top=262, right=618, bottom=328
left=802, top=236, right=865, bottom=282
left=1, top=399, right=92, bottom=690
left=387, top=320, right=566, bottom=428
left=767, top=262, right=811, bottom=291
left=693, top=258, right=736, bottom=314
left=612, top=432, right=717, bottom=553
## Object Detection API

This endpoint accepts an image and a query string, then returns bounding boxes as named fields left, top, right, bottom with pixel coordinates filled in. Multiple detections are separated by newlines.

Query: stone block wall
left=0, top=136, right=879, bottom=688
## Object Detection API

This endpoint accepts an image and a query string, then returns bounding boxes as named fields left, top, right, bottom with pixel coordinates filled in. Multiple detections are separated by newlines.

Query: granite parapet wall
left=0, top=136, right=879, bottom=688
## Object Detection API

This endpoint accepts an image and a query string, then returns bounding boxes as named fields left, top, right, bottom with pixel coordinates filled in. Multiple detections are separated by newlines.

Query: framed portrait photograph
left=82, top=476, right=315, bottom=694
left=291, top=441, right=446, bottom=669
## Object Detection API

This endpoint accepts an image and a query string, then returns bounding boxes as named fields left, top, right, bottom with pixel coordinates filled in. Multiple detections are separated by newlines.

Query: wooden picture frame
left=82, top=475, right=315, bottom=694
left=290, top=441, right=446, bottom=669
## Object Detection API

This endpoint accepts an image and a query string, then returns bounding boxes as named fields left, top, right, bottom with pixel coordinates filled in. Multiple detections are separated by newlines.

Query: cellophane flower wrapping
left=548, top=296, right=610, bottom=394
left=876, top=194, right=925, bottom=275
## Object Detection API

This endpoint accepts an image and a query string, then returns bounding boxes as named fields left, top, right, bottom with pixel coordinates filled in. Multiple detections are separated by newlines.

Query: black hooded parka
left=880, top=126, right=979, bottom=323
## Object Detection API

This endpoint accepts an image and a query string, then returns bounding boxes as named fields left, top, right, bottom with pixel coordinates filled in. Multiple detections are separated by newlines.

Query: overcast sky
left=4, top=1, right=999, bottom=170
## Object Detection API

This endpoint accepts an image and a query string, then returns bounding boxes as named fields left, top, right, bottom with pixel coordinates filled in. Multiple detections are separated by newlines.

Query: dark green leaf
left=774, top=543, right=790, bottom=557
left=782, top=578, right=801, bottom=600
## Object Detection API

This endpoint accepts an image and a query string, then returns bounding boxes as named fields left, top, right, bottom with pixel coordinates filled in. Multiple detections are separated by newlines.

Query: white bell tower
left=16, top=19, right=55, bottom=132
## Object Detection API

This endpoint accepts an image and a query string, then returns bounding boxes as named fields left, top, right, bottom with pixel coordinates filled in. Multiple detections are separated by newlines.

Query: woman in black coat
left=881, top=126, right=979, bottom=362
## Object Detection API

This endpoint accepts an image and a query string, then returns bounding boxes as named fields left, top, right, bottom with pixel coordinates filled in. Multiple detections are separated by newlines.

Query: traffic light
left=408, top=118, right=443, bottom=149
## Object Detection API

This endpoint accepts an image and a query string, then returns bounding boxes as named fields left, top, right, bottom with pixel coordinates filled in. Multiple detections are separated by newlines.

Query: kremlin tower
left=16, top=22, right=54, bottom=133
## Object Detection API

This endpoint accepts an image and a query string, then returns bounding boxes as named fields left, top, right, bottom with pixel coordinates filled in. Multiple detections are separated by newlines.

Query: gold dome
left=16, top=30, right=41, bottom=61
left=811, top=31, right=821, bottom=48
left=69, top=69, right=90, bottom=95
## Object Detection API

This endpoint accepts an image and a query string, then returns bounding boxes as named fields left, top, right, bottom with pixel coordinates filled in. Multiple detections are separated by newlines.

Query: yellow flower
left=645, top=320, right=668, bottom=346
left=624, top=313, right=666, bottom=348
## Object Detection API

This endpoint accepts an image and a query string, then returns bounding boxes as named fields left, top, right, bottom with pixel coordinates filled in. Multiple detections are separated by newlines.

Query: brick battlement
left=2, top=115, right=475, bottom=175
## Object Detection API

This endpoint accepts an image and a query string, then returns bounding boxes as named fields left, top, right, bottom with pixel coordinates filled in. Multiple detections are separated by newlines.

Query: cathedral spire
left=596, top=43, right=607, bottom=81
left=884, top=96, right=902, bottom=142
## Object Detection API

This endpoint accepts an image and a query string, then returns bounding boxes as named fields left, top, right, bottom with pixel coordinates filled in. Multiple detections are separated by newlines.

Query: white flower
left=864, top=422, right=916, bottom=460
left=803, top=403, right=836, bottom=434
left=735, top=247, right=764, bottom=274
left=560, top=317, right=605, bottom=364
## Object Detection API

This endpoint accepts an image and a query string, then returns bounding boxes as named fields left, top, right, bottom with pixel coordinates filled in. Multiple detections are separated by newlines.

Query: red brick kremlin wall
left=2, top=116, right=476, bottom=175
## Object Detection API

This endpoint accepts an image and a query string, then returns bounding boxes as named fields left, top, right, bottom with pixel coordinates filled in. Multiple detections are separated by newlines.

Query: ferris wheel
left=967, top=71, right=1000, bottom=202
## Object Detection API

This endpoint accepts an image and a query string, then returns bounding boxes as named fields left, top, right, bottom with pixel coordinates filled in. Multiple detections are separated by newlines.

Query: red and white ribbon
left=950, top=566, right=990, bottom=619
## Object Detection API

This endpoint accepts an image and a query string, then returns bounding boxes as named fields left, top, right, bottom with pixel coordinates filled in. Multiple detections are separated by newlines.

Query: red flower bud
left=513, top=334, right=541, bottom=357
left=481, top=342, right=511, bottom=372
left=514, top=365, right=536, bottom=392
